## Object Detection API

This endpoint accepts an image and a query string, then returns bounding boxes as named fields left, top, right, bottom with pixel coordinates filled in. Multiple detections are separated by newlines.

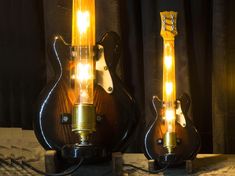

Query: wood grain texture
left=33, top=32, right=137, bottom=159
left=144, top=94, right=201, bottom=165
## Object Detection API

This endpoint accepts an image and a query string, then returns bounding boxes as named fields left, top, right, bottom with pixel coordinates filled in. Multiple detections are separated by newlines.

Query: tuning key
left=162, top=16, right=166, bottom=31
left=162, top=15, right=166, bottom=23
left=162, top=15, right=166, bottom=20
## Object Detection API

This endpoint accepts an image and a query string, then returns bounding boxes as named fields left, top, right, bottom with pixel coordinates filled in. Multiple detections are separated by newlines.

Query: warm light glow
left=162, top=40, right=176, bottom=133
left=73, top=59, right=94, bottom=104
left=165, top=109, right=175, bottom=121
left=162, top=40, right=176, bottom=102
left=77, top=11, right=90, bottom=34
left=76, top=63, right=92, bottom=81
left=168, top=124, right=173, bottom=132
left=164, top=55, right=172, bottom=69
left=71, top=0, right=96, bottom=105
left=72, top=0, right=95, bottom=46
left=80, top=90, right=89, bottom=99
left=164, top=108, right=175, bottom=133
left=165, top=82, right=173, bottom=95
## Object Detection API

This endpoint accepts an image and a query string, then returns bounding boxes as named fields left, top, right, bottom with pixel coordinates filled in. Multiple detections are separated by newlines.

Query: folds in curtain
left=0, top=0, right=46, bottom=129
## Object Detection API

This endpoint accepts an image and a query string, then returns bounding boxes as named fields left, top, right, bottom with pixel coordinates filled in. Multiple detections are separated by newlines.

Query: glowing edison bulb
left=164, top=55, right=172, bottom=69
left=75, top=63, right=93, bottom=103
left=71, top=0, right=95, bottom=105
left=77, top=11, right=90, bottom=34
left=71, top=0, right=96, bottom=140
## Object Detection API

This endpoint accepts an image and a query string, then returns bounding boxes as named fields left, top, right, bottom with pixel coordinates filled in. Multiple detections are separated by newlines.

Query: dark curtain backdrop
left=1, top=0, right=235, bottom=153
left=0, top=0, right=46, bottom=129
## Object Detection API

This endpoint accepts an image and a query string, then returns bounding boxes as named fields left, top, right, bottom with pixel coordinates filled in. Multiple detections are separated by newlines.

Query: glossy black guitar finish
left=34, top=32, right=137, bottom=160
left=144, top=93, right=201, bottom=165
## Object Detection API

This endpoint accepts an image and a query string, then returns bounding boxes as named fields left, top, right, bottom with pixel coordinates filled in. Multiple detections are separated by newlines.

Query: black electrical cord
left=123, top=163, right=169, bottom=174
left=11, top=157, right=84, bottom=176
left=12, top=158, right=113, bottom=176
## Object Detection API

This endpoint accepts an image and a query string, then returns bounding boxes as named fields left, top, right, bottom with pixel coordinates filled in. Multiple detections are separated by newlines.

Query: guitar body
left=144, top=94, right=201, bottom=165
left=34, top=32, right=137, bottom=161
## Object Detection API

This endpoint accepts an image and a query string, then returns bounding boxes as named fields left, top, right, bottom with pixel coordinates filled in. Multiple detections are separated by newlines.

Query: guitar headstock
left=160, top=11, right=178, bottom=40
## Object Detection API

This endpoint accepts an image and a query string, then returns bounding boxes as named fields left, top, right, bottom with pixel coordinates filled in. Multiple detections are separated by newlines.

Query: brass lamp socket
left=163, top=132, right=176, bottom=154
left=72, top=104, right=96, bottom=145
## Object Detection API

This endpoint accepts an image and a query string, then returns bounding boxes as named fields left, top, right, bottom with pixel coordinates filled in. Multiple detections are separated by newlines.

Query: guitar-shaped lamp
left=34, top=0, right=136, bottom=164
left=144, top=11, right=201, bottom=166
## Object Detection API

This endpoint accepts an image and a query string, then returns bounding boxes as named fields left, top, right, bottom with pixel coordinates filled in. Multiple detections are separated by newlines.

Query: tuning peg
left=162, top=15, right=166, bottom=23
left=162, top=25, right=166, bottom=31
left=162, top=16, right=166, bottom=31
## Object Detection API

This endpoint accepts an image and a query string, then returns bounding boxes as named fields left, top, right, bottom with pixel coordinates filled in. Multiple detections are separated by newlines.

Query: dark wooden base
left=44, top=150, right=69, bottom=173
left=45, top=151, right=196, bottom=175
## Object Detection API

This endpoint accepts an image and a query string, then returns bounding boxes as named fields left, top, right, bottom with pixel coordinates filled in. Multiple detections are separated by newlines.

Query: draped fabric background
left=0, top=0, right=46, bottom=129
left=0, top=0, right=235, bottom=153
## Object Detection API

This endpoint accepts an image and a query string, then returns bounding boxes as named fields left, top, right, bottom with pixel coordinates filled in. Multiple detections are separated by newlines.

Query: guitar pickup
left=61, top=113, right=72, bottom=124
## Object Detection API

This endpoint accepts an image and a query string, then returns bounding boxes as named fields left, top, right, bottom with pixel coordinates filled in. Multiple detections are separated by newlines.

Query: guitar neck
left=160, top=11, right=177, bottom=105
left=160, top=11, right=177, bottom=133
left=162, top=39, right=176, bottom=104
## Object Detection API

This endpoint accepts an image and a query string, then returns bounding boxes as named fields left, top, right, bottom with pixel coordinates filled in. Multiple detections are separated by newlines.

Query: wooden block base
left=186, top=159, right=193, bottom=174
left=112, top=152, right=123, bottom=176
left=112, top=153, right=166, bottom=176
left=148, top=159, right=155, bottom=172
left=45, top=150, right=59, bottom=173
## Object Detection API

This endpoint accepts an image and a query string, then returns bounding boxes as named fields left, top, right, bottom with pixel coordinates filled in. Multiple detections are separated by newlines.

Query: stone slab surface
left=1, top=129, right=235, bottom=175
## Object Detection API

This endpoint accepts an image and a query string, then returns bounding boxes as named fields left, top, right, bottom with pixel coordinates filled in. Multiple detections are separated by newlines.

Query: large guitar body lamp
left=34, top=0, right=137, bottom=167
